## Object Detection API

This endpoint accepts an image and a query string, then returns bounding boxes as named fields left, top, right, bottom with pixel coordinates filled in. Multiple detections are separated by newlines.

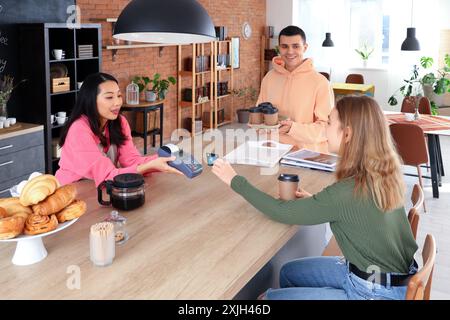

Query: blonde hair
left=334, top=95, right=405, bottom=212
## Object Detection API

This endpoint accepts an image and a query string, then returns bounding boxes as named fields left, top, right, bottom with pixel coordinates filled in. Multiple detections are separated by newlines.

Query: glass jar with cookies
left=104, top=210, right=129, bottom=245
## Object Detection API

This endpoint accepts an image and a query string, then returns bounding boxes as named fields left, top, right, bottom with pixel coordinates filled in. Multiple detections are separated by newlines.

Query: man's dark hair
left=279, top=25, right=306, bottom=43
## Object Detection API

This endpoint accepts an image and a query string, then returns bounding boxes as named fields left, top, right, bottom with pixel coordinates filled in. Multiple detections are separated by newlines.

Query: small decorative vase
left=363, top=60, right=368, bottom=68
left=145, top=90, right=157, bottom=102
left=0, top=102, right=8, bottom=118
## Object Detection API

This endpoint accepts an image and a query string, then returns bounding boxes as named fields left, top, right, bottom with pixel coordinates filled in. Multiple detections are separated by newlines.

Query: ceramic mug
left=0, top=121, right=4, bottom=129
left=56, top=116, right=67, bottom=125
left=57, top=111, right=67, bottom=118
left=8, top=117, right=16, bottom=125
left=3, top=119, right=10, bottom=128
left=52, top=49, right=63, bottom=60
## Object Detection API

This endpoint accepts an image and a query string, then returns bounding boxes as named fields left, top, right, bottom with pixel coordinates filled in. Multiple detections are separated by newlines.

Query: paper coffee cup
left=278, top=174, right=299, bottom=201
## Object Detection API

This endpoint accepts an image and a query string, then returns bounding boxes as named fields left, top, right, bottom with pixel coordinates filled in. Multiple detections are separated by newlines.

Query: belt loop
left=386, top=273, right=391, bottom=289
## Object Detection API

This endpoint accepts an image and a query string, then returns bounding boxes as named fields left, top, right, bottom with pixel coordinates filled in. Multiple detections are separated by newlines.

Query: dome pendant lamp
left=401, top=0, right=420, bottom=51
left=322, top=33, right=334, bottom=47
left=113, top=0, right=216, bottom=44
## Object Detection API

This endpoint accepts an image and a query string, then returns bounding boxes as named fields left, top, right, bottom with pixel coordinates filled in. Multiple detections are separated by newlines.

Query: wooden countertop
left=0, top=164, right=334, bottom=299
left=0, top=122, right=43, bottom=140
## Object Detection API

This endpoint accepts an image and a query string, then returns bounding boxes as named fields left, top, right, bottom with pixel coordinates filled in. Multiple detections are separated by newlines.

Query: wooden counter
left=0, top=122, right=43, bottom=140
left=0, top=164, right=334, bottom=299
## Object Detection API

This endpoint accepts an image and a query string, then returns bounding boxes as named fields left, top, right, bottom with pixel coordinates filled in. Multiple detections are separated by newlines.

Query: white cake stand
left=0, top=218, right=78, bottom=266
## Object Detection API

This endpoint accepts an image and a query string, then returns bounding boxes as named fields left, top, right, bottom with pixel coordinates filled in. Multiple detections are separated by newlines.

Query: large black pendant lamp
left=322, top=33, right=334, bottom=47
left=113, top=0, right=216, bottom=44
left=401, top=0, right=420, bottom=51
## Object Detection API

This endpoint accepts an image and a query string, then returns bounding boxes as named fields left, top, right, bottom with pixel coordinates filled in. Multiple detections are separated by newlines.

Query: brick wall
left=77, top=0, right=266, bottom=141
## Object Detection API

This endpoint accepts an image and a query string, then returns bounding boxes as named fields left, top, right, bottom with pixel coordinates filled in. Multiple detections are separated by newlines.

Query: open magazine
left=224, top=140, right=293, bottom=167
left=281, top=149, right=338, bottom=172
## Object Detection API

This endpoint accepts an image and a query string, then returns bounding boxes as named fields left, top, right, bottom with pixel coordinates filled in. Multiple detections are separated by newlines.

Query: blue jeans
left=265, top=256, right=417, bottom=300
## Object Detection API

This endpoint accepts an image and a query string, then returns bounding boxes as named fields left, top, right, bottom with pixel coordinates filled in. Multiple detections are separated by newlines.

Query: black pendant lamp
left=401, top=0, right=420, bottom=51
left=113, top=0, right=216, bottom=44
left=322, top=33, right=334, bottom=47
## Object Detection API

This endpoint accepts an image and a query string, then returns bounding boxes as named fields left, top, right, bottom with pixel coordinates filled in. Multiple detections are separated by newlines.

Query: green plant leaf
left=420, top=56, right=434, bottom=69
left=388, top=96, right=398, bottom=106
left=168, top=76, right=177, bottom=84
left=445, top=54, right=450, bottom=69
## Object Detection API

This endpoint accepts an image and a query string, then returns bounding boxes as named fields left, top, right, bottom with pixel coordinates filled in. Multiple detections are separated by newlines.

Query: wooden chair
left=406, top=234, right=436, bottom=300
left=408, top=208, right=420, bottom=239
left=319, top=72, right=330, bottom=81
left=390, top=123, right=428, bottom=211
left=411, top=184, right=424, bottom=212
left=401, top=96, right=432, bottom=114
left=345, top=73, right=364, bottom=84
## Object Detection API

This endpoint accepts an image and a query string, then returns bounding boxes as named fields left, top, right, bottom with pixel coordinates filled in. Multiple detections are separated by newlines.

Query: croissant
left=32, top=184, right=77, bottom=216
left=56, top=199, right=87, bottom=223
left=0, top=197, right=33, bottom=216
left=0, top=213, right=27, bottom=240
left=20, top=175, right=60, bottom=206
left=24, top=214, right=58, bottom=235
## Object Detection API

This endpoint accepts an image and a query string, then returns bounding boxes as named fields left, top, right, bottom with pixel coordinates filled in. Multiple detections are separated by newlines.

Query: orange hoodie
left=257, top=57, right=334, bottom=152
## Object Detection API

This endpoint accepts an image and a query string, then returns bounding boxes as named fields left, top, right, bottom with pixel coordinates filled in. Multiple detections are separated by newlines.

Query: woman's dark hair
left=279, top=25, right=307, bottom=43
left=59, top=72, right=127, bottom=148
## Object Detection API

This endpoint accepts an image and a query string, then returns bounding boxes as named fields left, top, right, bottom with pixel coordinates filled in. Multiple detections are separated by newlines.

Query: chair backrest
left=406, top=234, right=436, bottom=300
left=411, top=184, right=424, bottom=211
left=389, top=123, right=428, bottom=166
left=345, top=73, right=364, bottom=84
left=407, top=208, right=420, bottom=239
left=400, top=96, right=432, bottom=114
left=319, top=72, right=330, bottom=81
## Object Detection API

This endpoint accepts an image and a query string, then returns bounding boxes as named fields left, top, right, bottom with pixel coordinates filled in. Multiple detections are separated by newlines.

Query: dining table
left=332, top=83, right=375, bottom=98
left=0, top=161, right=334, bottom=299
left=385, top=111, right=450, bottom=198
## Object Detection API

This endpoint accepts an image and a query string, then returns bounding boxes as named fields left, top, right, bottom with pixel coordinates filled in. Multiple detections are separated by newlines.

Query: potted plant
left=388, top=54, right=450, bottom=115
left=132, top=76, right=157, bottom=102
left=355, top=43, right=374, bottom=67
left=233, top=86, right=258, bottom=123
left=0, top=75, right=26, bottom=118
left=150, top=73, right=177, bottom=100
left=420, top=54, right=450, bottom=109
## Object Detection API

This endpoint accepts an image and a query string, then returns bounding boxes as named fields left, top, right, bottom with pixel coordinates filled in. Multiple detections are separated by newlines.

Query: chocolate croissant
left=24, top=214, right=58, bottom=235
left=32, top=184, right=77, bottom=216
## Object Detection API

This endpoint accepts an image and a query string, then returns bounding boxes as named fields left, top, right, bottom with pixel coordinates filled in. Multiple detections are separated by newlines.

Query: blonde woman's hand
left=137, top=156, right=184, bottom=175
left=295, top=188, right=312, bottom=198
left=212, top=159, right=237, bottom=186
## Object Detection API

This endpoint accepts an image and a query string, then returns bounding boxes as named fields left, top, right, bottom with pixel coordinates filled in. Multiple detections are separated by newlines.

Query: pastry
left=24, top=214, right=58, bottom=235
left=0, top=197, right=33, bottom=216
left=56, top=199, right=87, bottom=223
left=0, top=214, right=26, bottom=240
left=32, top=184, right=77, bottom=216
left=0, top=207, right=7, bottom=219
left=20, top=175, right=60, bottom=206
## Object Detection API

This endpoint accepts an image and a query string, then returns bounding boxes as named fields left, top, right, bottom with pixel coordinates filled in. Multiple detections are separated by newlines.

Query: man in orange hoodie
left=257, top=26, right=334, bottom=152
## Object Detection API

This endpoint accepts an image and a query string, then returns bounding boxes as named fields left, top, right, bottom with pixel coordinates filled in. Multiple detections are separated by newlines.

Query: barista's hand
left=212, top=159, right=237, bottom=187
left=137, top=156, right=184, bottom=175
left=279, top=120, right=293, bottom=134
left=295, top=188, right=312, bottom=198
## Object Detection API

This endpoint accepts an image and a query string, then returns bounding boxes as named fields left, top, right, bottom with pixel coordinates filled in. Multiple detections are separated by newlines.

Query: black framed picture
left=231, top=37, right=240, bottom=69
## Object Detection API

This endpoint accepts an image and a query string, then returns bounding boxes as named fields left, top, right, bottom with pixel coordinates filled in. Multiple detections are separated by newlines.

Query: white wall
left=266, top=0, right=294, bottom=48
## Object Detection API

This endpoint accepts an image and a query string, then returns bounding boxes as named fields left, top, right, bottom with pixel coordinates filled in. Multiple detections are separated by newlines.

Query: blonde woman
left=212, top=96, right=418, bottom=300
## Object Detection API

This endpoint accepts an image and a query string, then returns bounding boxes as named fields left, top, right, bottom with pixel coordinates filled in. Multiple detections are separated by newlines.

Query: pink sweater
left=55, top=115, right=157, bottom=187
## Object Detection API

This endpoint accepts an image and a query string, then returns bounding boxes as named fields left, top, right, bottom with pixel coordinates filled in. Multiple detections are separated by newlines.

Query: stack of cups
left=0, top=117, right=16, bottom=129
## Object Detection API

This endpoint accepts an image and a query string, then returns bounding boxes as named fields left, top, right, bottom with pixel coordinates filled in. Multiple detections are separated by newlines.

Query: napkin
left=9, top=172, right=43, bottom=197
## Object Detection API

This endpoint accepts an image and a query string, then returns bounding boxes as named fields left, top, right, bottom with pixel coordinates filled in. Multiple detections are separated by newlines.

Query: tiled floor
left=134, top=130, right=450, bottom=300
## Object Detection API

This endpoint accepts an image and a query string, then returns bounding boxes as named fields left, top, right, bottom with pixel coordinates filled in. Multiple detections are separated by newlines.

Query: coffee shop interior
left=0, top=0, right=450, bottom=300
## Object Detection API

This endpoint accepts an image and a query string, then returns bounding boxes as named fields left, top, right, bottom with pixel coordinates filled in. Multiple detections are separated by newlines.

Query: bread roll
left=24, top=214, right=58, bottom=235
left=32, top=184, right=77, bottom=216
left=56, top=199, right=87, bottom=223
left=0, top=214, right=26, bottom=240
left=0, top=197, right=32, bottom=216
left=20, top=175, right=60, bottom=206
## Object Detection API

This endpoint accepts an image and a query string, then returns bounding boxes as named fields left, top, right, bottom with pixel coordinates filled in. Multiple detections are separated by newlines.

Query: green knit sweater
left=231, top=175, right=418, bottom=273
